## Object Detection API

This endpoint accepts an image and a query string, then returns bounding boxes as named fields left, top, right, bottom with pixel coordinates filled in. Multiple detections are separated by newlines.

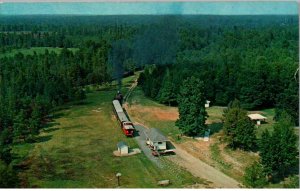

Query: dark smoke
left=109, top=16, right=179, bottom=91
left=133, top=16, right=179, bottom=67
left=109, top=39, right=131, bottom=91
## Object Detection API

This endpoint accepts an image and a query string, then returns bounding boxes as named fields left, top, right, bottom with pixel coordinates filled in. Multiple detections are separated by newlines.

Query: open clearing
left=126, top=87, right=289, bottom=186
left=12, top=74, right=204, bottom=188
left=126, top=88, right=242, bottom=187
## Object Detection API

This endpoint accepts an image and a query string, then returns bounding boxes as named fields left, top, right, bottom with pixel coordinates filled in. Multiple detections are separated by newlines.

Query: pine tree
left=223, top=99, right=256, bottom=150
left=158, top=68, right=176, bottom=106
left=259, top=111, right=298, bottom=180
left=243, top=161, right=268, bottom=188
left=176, top=76, right=208, bottom=136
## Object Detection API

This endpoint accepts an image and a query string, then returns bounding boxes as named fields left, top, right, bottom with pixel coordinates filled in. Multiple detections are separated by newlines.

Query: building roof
left=146, top=128, right=168, bottom=142
left=117, top=141, right=128, bottom=148
left=248, top=113, right=267, bottom=120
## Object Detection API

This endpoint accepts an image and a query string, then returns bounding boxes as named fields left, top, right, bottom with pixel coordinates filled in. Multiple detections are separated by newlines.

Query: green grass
left=127, top=87, right=186, bottom=143
left=128, top=87, right=163, bottom=107
left=210, top=143, right=232, bottom=171
left=12, top=74, right=203, bottom=188
left=0, top=47, right=79, bottom=58
left=253, top=108, right=276, bottom=138
left=202, top=106, right=277, bottom=139
left=125, top=83, right=299, bottom=188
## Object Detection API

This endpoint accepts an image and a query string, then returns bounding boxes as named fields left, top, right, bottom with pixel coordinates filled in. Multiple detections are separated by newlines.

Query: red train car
left=112, top=100, right=134, bottom=136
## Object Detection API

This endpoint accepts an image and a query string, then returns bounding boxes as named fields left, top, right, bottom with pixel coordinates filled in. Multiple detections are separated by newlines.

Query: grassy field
left=126, top=87, right=183, bottom=142
left=126, top=87, right=276, bottom=141
left=0, top=47, right=79, bottom=58
left=12, top=74, right=204, bottom=188
left=125, top=84, right=299, bottom=187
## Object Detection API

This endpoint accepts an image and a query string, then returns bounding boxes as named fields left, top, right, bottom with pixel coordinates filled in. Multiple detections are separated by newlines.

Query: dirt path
left=124, top=78, right=138, bottom=103
left=169, top=142, right=241, bottom=188
left=124, top=73, right=241, bottom=188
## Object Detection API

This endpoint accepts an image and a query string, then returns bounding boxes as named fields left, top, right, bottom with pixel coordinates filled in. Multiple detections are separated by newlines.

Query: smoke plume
left=109, top=39, right=131, bottom=90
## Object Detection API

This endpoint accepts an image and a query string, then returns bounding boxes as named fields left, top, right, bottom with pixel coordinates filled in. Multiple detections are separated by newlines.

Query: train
left=112, top=99, right=134, bottom=137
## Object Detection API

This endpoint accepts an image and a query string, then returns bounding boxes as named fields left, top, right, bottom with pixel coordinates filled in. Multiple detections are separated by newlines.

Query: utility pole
left=116, top=172, right=122, bottom=187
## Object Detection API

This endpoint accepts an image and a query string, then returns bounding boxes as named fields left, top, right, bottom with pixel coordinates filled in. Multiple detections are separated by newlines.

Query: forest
left=0, top=15, right=298, bottom=187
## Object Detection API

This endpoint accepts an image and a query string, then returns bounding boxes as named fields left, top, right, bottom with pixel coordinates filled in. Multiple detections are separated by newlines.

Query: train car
left=112, top=100, right=134, bottom=136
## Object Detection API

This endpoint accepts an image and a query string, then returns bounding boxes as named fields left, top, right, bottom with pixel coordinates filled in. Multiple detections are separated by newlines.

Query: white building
left=146, top=128, right=168, bottom=151
left=117, top=141, right=129, bottom=155
left=205, top=100, right=211, bottom=108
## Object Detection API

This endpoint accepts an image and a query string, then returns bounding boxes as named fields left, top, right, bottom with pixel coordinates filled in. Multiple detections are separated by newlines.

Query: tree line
left=0, top=15, right=298, bottom=187
left=0, top=40, right=112, bottom=187
left=139, top=24, right=298, bottom=125
left=137, top=17, right=298, bottom=187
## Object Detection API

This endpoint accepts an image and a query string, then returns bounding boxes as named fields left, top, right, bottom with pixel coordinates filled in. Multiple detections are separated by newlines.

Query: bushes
left=0, top=161, right=19, bottom=188
left=223, top=100, right=256, bottom=151
left=259, top=112, right=298, bottom=181
left=243, top=161, right=268, bottom=188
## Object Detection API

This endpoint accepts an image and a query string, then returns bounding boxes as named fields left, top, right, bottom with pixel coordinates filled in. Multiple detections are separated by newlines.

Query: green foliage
left=157, top=68, right=177, bottom=106
left=176, top=76, right=208, bottom=136
left=223, top=99, right=256, bottom=150
left=283, top=176, right=300, bottom=188
left=138, top=22, right=298, bottom=125
left=0, top=160, right=19, bottom=188
left=259, top=112, right=298, bottom=181
left=0, top=145, right=12, bottom=165
left=274, top=80, right=299, bottom=125
left=0, top=14, right=298, bottom=187
left=243, top=161, right=268, bottom=188
left=139, top=65, right=164, bottom=99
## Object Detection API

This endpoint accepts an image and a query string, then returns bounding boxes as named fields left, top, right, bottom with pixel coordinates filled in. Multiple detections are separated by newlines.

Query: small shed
left=146, top=128, right=168, bottom=151
left=248, top=114, right=267, bottom=125
left=205, top=100, right=211, bottom=108
left=117, top=141, right=129, bottom=155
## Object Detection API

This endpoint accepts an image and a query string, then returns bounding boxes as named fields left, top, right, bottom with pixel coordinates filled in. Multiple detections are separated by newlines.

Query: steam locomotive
left=112, top=95, right=134, bottom=137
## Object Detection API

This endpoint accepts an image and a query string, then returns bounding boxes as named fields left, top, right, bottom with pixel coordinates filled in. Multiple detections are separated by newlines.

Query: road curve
left=169, top=142, right=242, bottom=188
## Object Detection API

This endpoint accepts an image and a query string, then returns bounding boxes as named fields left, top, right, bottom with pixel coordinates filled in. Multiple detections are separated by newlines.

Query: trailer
left=151, top=149, right=175, bottom=157
left=145, top=128, right=175, bottom=156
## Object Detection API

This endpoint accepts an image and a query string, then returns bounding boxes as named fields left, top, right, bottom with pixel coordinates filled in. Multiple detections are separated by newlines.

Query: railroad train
left=112, top=99, right=134, bottom=137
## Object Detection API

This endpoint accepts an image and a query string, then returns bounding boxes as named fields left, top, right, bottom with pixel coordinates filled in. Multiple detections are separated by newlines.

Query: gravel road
left=133, top=124, right=163, bottom=168
left=169, top=142, right=241, bottom=188
left=125, top=76, right=241, bottom=188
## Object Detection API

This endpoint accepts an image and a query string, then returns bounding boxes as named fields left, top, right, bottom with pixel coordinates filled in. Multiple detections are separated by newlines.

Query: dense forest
left=0, top=15, right=298, bottom=187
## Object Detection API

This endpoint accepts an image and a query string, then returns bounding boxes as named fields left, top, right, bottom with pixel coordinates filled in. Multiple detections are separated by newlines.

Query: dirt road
left=124, top=73, right=241, bottom=188
left=134, top=123, right=241, bottom=188
left=169, top=142, right=241, bottom=188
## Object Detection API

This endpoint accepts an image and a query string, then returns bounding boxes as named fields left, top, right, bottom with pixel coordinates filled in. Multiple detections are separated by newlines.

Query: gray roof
left=146, top=128, right=168, bottom=142
left=113, top=100, right=123, bottom=112
left=117, top=141, right=128, bottom=148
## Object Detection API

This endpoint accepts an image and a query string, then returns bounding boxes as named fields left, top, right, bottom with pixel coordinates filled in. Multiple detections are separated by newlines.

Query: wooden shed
left=145, top=128, right=168, bottom=151
left=117, top=141, right=129, bottom=155
left=248, top=113, right=267, bottom=125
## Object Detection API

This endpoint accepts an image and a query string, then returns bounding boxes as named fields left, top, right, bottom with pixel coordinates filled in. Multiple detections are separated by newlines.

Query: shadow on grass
left=43, top=127, right=60, bottom=133
left=208, top=122, right=223, bottom=136
left=42, top=122, right=60, bottom=133
left=35, top=135, right=53, bottom=143
left=73, top=100, right=91, bottom=106
left=52, top=112, right=66, bottom=119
